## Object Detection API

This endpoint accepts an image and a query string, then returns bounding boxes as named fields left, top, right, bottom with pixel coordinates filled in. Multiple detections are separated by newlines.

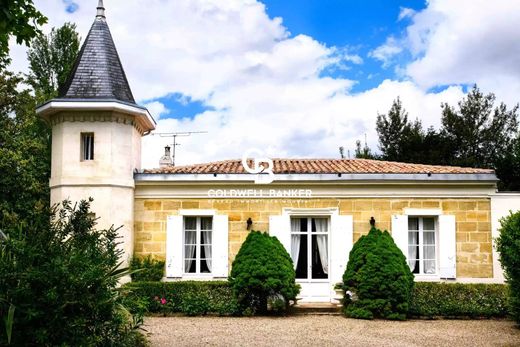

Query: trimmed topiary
left=229, top=230, right=299, bottom=315
left=342, top=227, right=414, bottom=320
left=496, top=210, right=520, bottom=323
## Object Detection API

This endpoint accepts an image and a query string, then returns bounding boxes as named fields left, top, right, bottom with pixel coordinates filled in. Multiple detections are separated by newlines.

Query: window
left=183, top=216, right=212, bottom=274
left=81, top=133, right=94, bottom=160
left=290, top=217, right=329, bottom=280
left=408, top=217, right=437, bottom=275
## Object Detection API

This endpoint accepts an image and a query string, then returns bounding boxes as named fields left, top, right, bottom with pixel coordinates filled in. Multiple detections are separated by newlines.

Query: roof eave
left=36, top=99, right=156, bottom=133
left=134, top=172, right=498, bottom=183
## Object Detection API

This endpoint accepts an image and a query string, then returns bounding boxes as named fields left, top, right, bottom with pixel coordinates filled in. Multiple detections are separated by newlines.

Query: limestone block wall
left=134, top=198, right=492, bottom=278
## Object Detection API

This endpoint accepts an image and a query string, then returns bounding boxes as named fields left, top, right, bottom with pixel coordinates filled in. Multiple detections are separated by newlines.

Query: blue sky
left=25, top=0, right=520, bottom=166
left=149, top=0, right=427, bottom=120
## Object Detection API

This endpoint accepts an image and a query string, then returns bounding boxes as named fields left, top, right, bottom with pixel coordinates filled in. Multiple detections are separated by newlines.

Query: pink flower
left=160, top=298, right=167, bottom=305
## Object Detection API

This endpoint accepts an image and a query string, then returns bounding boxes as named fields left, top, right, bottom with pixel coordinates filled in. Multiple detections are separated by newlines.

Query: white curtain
left=185, top=230, right=197, bottom=272
left=202, top=230, right=212, bottom=272
left=408, top=231, right=418, bottom=271
left=290, top=218, right=300, bottom=270
left=314, top=218, right=328, bottom=274
left=423, top=231, right=436, bottom=274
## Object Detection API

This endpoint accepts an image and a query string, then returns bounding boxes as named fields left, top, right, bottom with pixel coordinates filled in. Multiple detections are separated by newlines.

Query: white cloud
left=401, top=0, right=520, bottom=105
left=368, top=37, right=403, bottom=67
left=144, top=101, right=168, bottom=120
left=7, top=0, right=518, bottom=169
left=398, top=7, right=416, bottom=21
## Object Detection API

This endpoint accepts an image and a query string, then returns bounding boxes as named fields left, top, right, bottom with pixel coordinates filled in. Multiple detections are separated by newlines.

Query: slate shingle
left=59, top=14, right=136, bottom=104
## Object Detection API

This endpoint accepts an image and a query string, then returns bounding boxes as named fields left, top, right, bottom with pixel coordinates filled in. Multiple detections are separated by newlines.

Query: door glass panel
left=311, top=234, right=328, bottom=279
left=423, top=217, right=435, bottom=231
left=184, top=217, right=196, bottom=230
left=408, top=217, right=419, bottom=231
left=295, top=234, right=307, bottom=279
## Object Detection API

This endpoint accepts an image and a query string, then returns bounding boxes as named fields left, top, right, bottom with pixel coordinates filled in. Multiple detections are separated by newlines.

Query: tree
left=0, top=199, right=146, bottom=346
left=0, top=0, right=47, bottom=66
left=496, top=211, right=520, bottom=323
left=354, top=139, right=377, bottom=159
left=342, top=227, right=414, bottom=320
left=27, top=22, right=80, bottom=103
left=441, top=85, right=519, bottom=169
left=376, top=97, right=412, bottom=161
left=0, top=68, right=50, bottom=227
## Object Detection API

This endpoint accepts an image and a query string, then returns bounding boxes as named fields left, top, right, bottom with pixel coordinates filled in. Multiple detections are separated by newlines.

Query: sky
left=8, top=0, right=520, bottom=168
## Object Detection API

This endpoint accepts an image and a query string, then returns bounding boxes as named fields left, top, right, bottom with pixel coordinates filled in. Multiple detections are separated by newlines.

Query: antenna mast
left=151, top=131, right=207, bottom=166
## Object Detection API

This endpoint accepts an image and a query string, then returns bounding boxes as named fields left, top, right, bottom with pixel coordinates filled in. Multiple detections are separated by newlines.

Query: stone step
left=290, top=303, right=342, bottom=315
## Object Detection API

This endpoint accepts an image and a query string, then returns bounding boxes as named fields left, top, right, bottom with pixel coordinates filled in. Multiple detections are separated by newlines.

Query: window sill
left=413, top=275, right=441, bottom=282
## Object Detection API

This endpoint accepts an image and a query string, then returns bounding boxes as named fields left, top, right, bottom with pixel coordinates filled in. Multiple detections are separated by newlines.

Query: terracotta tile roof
left=143, top=158, right=494, bottom=175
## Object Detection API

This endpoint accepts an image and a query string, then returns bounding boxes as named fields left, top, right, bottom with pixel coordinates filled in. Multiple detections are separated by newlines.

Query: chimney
left=159, top=145, right=173, bottom=167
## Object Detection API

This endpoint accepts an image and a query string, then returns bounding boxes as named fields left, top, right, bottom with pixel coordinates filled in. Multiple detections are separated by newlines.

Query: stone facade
left=134, top=197, right=492, bottom=278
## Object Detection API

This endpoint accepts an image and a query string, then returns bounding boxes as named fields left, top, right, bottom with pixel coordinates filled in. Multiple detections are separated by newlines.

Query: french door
left=291, top=217, right=330, bottom=301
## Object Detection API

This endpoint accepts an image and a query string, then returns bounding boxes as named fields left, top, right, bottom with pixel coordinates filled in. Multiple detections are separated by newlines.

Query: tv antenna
left=150, top=131, right=207, bottom=166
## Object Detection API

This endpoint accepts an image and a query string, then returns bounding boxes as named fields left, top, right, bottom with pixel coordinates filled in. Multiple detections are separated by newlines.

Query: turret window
left=81, top=133, right=94, bottom=161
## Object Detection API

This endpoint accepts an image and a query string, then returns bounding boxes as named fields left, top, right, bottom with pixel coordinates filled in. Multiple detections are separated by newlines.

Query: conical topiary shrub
left=342, top=227, right=414, bottom=320
left=229, top=231, right=299, bottom=315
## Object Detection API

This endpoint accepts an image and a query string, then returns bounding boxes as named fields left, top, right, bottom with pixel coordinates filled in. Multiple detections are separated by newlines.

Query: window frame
left=183, top=215, right=213, bottom=276
left=80, top=132, right=95, bottom=161
left=408, top=216, right=439, bottom=276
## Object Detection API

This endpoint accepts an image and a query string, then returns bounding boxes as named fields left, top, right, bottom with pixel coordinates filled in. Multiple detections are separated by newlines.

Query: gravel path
left=144, top=316, right=520, bottom=347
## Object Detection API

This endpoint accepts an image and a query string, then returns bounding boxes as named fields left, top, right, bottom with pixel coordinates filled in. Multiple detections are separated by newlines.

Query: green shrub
left=130, top=255, right=165, bottom=282
left=342, top=227, right=414, bottom=320
left=496, top=211, right=520, bottom=323
left=121, top=281, right=240, bottom=316
left=229, top=230, right=299, bottom=315
left=0, top=199, right=145, bottom=346
left=409, top=282, right=509, bottom=318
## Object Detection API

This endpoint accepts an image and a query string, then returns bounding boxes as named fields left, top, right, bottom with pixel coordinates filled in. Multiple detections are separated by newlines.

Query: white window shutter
left=330, top=214, right=353, bottom=284
left=166, top=215, right=183, bottom=278
left=269, top=215, right=290, bottom=253
left=391, top=215, right=409, bottom=260
left=212, top=215, right=229, bottom=278
left=439, top=214, right=456, bottom=279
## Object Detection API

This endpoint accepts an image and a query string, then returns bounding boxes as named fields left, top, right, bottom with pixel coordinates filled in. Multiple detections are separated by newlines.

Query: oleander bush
left=409, top=282, right=509, bottom=318
left=0, top=199, right=146, bottom=346
left=496, top=210, right=520, bottom=323
left=121, top=281, right=239, bottom=316
left=229, top=230, right=299, bottom=315
left=342, top=227, right=414, bottom=320
left=130, top=255, right=165, bottom=282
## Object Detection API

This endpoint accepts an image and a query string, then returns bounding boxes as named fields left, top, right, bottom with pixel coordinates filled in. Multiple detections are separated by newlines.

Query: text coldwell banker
left=207, top=189, right=312, bottom=198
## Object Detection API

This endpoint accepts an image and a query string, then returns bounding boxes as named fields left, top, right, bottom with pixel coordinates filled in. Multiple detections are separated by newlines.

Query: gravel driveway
left=144, top=316, right=520, bottom=347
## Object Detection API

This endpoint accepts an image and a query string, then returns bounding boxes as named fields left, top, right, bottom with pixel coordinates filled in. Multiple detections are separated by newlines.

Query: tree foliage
left=229, top=231, right=299, bottom=315
left=342, top=227, right=414, bottom=320
left=496, top=210, right=520, bottom=323
left=0, top=199, right=146, bottom=346
left=0, top=69, right=50, bottom=227
left=27, top=22, right=80, bottom=102
left=370, top=86, right=520, bottom=190
left=0, top=0, right=47, bottom=66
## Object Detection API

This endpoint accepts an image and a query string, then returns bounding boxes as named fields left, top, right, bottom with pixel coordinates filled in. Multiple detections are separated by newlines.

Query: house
left=36, top=1, right=518, bottom=303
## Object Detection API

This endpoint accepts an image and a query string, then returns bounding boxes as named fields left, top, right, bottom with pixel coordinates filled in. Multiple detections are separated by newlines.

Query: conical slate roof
left=59, top=2, right=136, bottom=104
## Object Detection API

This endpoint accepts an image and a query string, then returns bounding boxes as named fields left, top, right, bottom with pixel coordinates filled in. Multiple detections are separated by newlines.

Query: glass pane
left=184, top=217, right=196, bottom=230
left=300, top=218, right=308, bottom=232
left=424, top=245, right=436, bottom=260
left=311, top=235, right=328, bottom=279
left=291, top=218, right=301, bottom=232
left=312, top=218, right=328, bottom=232
left=408, top=231, right=418, bottom=245
left=423, top=217, right=435, bottom=231
left=423, top=231, right=435, bottom=245
left=185, top=259, right=196, bottom=273
left=201, top=230, right=212, bottom=245
left=200, top=259, right=211, bottom=273
left=409, top=259, right=419, bottom=274
left=408, top=245, right=419, bottom=261
left=184, top=230, right=196, bottom=244
left=200, top=217, right=212, bottom=230
left=408, top=217, right=419, bottom=231
left=184, top=245, right=196, bottom=259
left=295, top=234, right=307, bottom=279
left=423, top=260, right=436, bottom=274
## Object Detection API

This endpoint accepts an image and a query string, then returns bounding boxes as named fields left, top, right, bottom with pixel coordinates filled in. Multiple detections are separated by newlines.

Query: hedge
left=409, top=282, right=509, bottom=318
left=121, top=281, right=240, bottom=316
